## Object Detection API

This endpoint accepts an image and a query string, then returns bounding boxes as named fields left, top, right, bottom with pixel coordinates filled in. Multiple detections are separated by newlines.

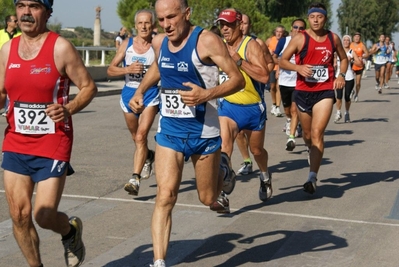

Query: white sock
left=260, top=171, right=270, bottom=182
left=307, top=172, right=317, bottom=182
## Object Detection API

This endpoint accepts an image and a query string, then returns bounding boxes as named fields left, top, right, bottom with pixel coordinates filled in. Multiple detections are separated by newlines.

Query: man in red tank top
left=279, top=2, right=348, bottom=195
left=0, top=1, right=97, bottom=267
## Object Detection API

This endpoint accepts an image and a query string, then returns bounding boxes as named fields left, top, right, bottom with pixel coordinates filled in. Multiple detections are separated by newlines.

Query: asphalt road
left=1, top=69, right=399, bottom=267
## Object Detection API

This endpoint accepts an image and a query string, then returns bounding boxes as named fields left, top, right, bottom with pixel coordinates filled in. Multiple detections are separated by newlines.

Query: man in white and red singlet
left=280, top=2, right=347, bottom=195
left=0, top=1, right=97, bottom=266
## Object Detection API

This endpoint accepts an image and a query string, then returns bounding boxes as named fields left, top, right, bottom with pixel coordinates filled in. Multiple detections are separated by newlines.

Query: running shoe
left=274, top=106, right=283, bottom=117
left=210, top=191, right=230, bottom=213
left=141, top=149, right=155, bottom=180
left=378, top=88, right=382, bottom=94
left=285, top=137, right=296, bottom=151
left=124, top=174, right=140, bottom=195
left=375, top=83, right=379, bottom=90
left=303, top=177, right=317, bottom=194
left=344, top=113, right=351, bottom=123
left=63, top=217, right=85, bottom=267
left=384, top=83, right=390, bottom=89
left=285, top=119, right=291, bottom=135
left=150, top=259, right=166, bottom=267
left=259, top=172, right=273, bottom=201
left=237, top=161, right=253, bottom=175
left=220, top=152, right=236, bottom=195
left=334, top=112, right=342, bottom=123
left=270, top=105, right=276, bottom=115
left=354, top=95, right=359, bottom=102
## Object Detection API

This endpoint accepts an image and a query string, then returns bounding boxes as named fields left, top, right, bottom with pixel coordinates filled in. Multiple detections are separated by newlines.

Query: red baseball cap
left=216, top=10, right=242, bottom=23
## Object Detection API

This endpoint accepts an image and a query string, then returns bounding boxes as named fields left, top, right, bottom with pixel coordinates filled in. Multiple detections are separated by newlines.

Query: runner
left=213, top=8, right=272, bottom=209
left=107, top=9, right=158, bottom=196
left=279, top=2, right=347, bottom=194
left=274, top=18, right=306, bottom=151
left=350, top=32, right=368, bottom=102
left=334, top=35, right=362, bottom=123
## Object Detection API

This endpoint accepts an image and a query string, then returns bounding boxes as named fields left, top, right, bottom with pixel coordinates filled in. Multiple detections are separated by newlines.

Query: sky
left=50, top=0, right=398, bottom=45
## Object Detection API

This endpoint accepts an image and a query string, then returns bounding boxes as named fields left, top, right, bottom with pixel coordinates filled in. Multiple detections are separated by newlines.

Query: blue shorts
left=1, top=152, right=75, bottom=183
left=294, top=90, right=335, bottom=113
left=155, top=133, right=221, bottom=162
left=120, top=86, right=160, bottom=116
left=218, top=99, right=266, bottom=131
left=374, top=63, right=386, bottom=72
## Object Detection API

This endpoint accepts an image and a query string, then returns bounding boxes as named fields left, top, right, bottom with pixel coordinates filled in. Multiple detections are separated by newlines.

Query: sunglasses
left=293, top=26, right=305, bottom=30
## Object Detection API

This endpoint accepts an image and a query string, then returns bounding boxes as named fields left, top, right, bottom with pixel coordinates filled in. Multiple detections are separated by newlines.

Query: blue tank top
left=158, top=26, right=220, bottom=138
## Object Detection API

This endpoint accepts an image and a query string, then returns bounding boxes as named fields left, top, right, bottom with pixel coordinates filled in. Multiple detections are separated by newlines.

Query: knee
left=156, top=190, right=178, bottom=210
left=198, top=191, right=216, bottom=206
left=250, top=146, right=264, bottom=157
left=9, top=206, right=32, bottom=228
left=34, top=208, right=57, bottom=230
left=134, top=131, right=148, bottom=145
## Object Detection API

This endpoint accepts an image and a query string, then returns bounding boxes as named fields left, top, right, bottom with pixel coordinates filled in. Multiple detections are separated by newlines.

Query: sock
left=243, top=158, right=252, bottom=163
left=61, top=223, right=76, bottom=241
left=337, top=110, right=341, bottom=114
left=289, top=134, right=295, bottom=139
left=308, top=171, right=317, bottom=182
left=260, top=171, right=270, bottom=182
left=272, top=103, right=276, bottom=106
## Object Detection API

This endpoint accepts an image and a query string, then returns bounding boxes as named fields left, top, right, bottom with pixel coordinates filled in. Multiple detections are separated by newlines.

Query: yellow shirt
left=224, top=36, right=262, bottom=105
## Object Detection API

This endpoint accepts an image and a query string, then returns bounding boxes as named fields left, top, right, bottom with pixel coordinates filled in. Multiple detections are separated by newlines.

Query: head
left=379, top=34, right=385, bottom=43
left=291, top=19, right=306, bottom=37
left=241, top=14, right=251, bottom=35
left=155, top=0, right=191, bottom=43
left=5, top=15, right=18, bottom=31
left=119, top=27, right=127, bottom=36
left=209, top=25, right=221, bottom=37
left=385, top=36, right=390, bottom=44
left=217, top=8, right=243, bottom=44
left=353, top=32, right=361, bottom=43
left=274, top=25, right=285, bottom=40
left=14, top=0, right=53, bottom=32
left=342, top=35, right=351, bottom=49
left=307, top=2, right=327, bottom=31
left=134, top=10, right=155, bottom=39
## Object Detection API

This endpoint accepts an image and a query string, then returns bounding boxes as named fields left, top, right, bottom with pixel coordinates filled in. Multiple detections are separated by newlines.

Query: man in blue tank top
left=129, top=0, right=245, bottom=266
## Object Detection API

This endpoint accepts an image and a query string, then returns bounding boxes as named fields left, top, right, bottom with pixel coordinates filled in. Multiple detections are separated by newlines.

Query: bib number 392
left=14, top=101, right=55, bottom=134
left=160, top=88, right=196, bottom=118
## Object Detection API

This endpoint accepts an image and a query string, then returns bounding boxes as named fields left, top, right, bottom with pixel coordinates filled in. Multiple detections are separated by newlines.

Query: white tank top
left=278, top=36, right=297, bottom=87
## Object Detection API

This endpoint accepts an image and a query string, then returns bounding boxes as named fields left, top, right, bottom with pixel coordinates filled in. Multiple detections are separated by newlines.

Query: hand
left=129, top=92, right=144, bottom=113
left=125, top=60, right=144, bottom=74
left=179, top=82, right=207, bottom=106
left=45, top=103, right=70, bottom=123
left=297, top=64, right=313, bottom=78
left=334, top=76, right=345, bottom=90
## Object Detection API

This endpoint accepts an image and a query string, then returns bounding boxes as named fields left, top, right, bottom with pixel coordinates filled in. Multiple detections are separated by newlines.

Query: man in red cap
left=211, top=8, right=272, bottom=212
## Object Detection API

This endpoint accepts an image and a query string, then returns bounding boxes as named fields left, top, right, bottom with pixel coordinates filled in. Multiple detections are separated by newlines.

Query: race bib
left=14, top=101, right=55, bottom=134
left=219, top=70, right=229, bottom=85
left=305, top=65, right=329, bottom=83
left=127, top=64, right=150, bottom=82
left=160, top=88, right=196, bottom=118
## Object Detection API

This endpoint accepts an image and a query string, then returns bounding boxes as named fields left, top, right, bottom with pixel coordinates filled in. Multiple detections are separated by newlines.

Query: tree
left=0, top=0, right=16, bottom=28
left=117, top=0, right=156, bottom=34
left=337, top=0, right=399, bottom=44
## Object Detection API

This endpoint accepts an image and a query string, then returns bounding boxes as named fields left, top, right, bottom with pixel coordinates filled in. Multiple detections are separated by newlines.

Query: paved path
left=1, top=70, right=399, bottom=267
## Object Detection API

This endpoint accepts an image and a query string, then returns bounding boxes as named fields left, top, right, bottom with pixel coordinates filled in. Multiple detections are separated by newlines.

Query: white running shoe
left=259, top=172, right=273, bottom=201
left=274, top=106, right=283, bottom=117
left=270, top=105, right=276, bottom=115
left=334, top=112, right=342, bottom=123
left=237, top=161, right=253, bottom=175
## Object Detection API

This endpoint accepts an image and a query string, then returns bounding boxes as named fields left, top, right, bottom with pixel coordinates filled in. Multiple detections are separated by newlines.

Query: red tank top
left=295, top=31, right=336, bottom=92
left=3, top=31, right=73, bottom=161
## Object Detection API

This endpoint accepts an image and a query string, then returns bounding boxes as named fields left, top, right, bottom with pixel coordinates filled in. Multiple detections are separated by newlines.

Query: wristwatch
left=236, top=58, right=243, bottom=67
left=339, top=72, right=346, bottom=78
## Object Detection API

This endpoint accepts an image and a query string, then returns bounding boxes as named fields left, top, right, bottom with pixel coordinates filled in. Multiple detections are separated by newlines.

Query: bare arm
left=47, top=37, right=97, bottom=122
left=333, top=34, right=347, bottom=89
left=228, top=39, right=268, bottom=84
left=256, top=38, right=274, bottom=72
left=362, top=43, right=369, bottom=59
left=178, top=30, right=245, bottom=106
left=0, top=43, right=10, bottom=109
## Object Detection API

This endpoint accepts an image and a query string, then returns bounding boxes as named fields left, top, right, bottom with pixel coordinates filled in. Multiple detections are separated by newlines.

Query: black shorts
left=396, top=66, right=399, bottom=72
left=354, top=69, right=364, bottom=75
left=269, top=70, right=277, bottom=83
left=374, top=63, right=386, bottom=71
left=294, top=90, right=335, bottom=113
left=279, top=85, right=295, bottom=108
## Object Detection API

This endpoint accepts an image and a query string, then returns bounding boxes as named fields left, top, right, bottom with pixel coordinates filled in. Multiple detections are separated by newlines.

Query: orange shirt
left=268, top=36, right=278, bottom=71
left=350, top=42, right=365, bottom=71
